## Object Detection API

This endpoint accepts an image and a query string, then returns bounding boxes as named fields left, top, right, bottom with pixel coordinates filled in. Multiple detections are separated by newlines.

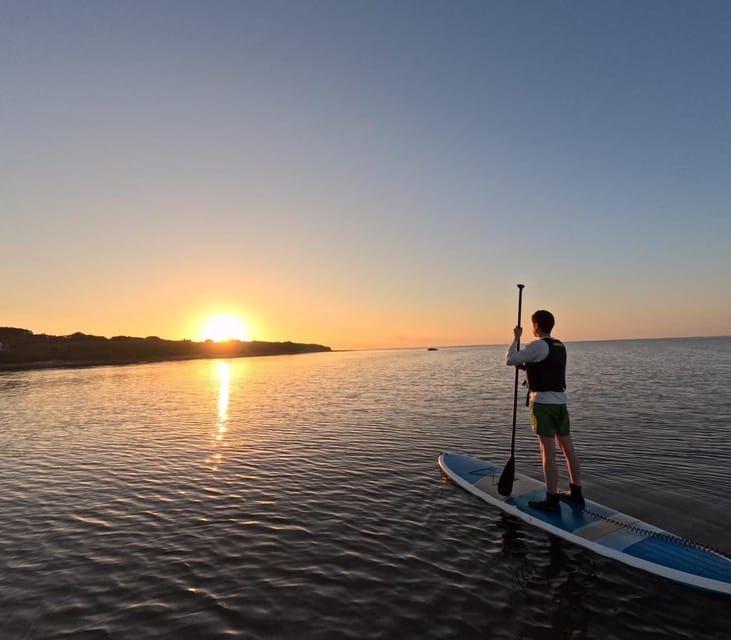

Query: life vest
left=525, top=338, right=566, bottom=392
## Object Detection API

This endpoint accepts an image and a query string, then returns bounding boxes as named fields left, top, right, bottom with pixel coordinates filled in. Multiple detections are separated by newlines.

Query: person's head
left=531, top=310, right=555, bottom=336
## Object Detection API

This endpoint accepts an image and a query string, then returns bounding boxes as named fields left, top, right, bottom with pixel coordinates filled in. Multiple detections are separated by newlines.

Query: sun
left=200, top=314, right=252, bottom=342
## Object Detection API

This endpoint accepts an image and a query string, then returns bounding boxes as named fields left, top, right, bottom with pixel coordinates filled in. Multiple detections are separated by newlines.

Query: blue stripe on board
left=624, top=537, right=731, bottom=584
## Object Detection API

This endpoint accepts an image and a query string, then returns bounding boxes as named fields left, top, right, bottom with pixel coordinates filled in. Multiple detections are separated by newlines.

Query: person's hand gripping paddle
left=497, top=284, right=524, bottom=496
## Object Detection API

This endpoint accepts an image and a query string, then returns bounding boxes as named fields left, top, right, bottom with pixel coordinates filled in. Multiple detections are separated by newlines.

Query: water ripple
left=1, top=343, right=730, bottom=639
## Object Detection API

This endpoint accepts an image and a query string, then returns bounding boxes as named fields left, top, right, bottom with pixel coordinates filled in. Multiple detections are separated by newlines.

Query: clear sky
left=2, top=1, right=729, bottom=349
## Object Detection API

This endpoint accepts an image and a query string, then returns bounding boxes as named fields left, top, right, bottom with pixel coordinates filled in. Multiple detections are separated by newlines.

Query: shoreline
left=0, top=349, right=331, bottom=373
left=0, top=329, right=332, bottom=373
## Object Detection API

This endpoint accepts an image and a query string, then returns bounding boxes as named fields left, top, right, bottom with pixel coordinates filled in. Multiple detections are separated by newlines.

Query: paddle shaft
left=510, top=285, right=524, bottom=453
left=497, top=284, right=524, bottom=496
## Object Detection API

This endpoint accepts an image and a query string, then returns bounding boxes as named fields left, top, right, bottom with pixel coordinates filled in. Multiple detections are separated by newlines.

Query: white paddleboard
left=439, top=452, right=731, bottom=596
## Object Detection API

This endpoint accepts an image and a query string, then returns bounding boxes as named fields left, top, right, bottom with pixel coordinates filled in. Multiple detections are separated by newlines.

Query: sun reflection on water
left=207, top=361, right=231, bottom=471
left=217, top=362, right=230, bottom=421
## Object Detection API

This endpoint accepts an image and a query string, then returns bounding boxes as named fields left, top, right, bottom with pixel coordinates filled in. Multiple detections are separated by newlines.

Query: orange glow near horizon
left=200, top=314, right=252, bottom=342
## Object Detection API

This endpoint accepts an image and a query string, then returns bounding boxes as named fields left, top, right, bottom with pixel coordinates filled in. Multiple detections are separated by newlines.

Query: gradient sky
left=2, top=1, right=729, bottom=349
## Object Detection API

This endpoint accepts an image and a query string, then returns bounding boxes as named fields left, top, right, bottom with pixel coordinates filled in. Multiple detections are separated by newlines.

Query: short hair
left=532, top=310, right=555, bottom=333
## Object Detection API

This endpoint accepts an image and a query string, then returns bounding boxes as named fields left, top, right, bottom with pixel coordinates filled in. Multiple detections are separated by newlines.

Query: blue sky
left=2, top=1, right=729, bottom=348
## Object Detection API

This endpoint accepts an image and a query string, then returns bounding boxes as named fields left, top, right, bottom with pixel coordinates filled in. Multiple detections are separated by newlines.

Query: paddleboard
left=438, top=452, right=731, bottom=596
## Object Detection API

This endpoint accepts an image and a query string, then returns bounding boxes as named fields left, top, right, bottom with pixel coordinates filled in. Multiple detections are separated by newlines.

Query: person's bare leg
left=557, top=435, right=581, bottom=486
left=538, top=435, right=558, bottom=493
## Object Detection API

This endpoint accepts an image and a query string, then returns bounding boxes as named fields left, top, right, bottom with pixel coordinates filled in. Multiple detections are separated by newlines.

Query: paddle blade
left=497, top=456, right=515, bottom=496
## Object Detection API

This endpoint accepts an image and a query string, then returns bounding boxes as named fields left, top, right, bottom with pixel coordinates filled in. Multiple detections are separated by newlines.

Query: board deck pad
left=438, top=452, right=731, bottom=596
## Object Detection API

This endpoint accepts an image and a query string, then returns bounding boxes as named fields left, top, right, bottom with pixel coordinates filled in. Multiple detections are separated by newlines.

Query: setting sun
left=200, top=315, right=252, bottom=342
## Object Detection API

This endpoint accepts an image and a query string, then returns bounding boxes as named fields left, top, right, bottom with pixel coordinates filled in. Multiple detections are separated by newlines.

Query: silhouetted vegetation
left=0, top=327, right=330, bottom=371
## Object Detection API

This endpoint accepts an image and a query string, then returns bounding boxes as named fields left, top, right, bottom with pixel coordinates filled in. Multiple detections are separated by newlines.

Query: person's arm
left=505, top=333, right=548, bottom=366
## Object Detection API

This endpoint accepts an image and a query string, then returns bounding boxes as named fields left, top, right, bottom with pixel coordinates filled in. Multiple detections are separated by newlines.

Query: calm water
left=1, top=338, right=730, bottom=639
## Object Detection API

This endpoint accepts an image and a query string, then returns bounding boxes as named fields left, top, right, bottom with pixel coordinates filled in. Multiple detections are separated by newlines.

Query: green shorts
left=530, top=403, right=570, bottom=437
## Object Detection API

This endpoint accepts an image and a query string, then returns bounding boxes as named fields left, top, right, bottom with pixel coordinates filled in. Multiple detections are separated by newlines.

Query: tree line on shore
left=0, top=327, right=331, bottom=369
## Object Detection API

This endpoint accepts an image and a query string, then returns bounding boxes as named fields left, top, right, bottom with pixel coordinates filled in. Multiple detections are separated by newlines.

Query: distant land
left=0, top=327, right=331, bottom=371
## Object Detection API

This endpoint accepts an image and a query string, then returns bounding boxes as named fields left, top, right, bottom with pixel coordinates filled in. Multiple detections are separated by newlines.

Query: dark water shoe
left=558, top=483, right=585, bottom=508
left=528, top=493, right=561, bottom=514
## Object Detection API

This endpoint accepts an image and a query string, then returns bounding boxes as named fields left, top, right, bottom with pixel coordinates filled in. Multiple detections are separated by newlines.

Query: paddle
left=497, top=283, right=524, bottom=496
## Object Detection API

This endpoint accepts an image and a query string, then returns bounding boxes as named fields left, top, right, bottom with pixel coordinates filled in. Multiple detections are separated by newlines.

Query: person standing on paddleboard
left=505, top=310, right=585, bottom=513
